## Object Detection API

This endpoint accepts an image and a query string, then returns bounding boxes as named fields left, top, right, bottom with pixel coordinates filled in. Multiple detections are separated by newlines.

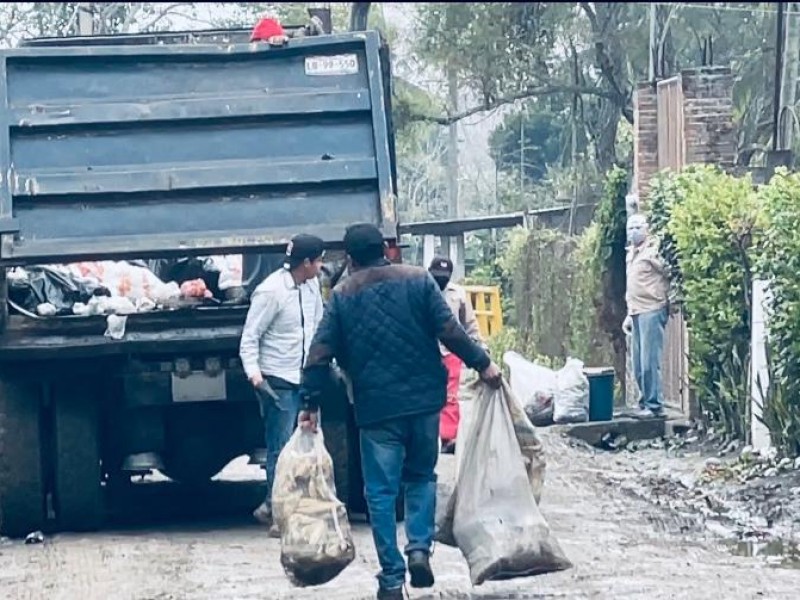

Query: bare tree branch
left=579, top=2, right=634, bottom=124
left=139, top=3, right=194, bottom=32
left=406, top=84, right=616, bottom=126
left=580, top=2, right=597, bottom=30
left=64, top=3, right=82, bottom=36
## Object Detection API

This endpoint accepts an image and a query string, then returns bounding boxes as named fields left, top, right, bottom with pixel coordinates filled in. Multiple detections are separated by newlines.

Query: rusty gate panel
left=662, top=311, right=690, bottom=414
left=657, top=76, right=685, bottom=171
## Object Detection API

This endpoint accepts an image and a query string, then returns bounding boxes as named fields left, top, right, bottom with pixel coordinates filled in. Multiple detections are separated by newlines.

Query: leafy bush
left=652, top=165, right=758, bottom=440
left=593, top=166, right=629, bottom=393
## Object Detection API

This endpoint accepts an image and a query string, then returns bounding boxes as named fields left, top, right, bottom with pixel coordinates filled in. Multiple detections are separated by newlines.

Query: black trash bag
left=9, top=266, right=110, bottom=315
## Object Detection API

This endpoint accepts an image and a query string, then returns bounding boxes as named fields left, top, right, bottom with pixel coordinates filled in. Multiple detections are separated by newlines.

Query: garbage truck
left=0, top=23, right=399, bottom=537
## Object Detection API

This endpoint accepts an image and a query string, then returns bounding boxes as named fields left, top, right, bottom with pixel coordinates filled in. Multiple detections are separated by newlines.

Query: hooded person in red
left=428, top=257, right=486, bottom=452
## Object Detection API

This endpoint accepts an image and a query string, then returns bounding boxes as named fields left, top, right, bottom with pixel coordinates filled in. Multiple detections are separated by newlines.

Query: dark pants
left=359, top=411, right=439, bottom=591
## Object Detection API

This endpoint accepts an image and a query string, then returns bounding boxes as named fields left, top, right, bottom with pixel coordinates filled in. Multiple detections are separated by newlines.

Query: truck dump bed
left=0, top=30, right=397, bottom=266
left=0, top=28, right=397, bottom=359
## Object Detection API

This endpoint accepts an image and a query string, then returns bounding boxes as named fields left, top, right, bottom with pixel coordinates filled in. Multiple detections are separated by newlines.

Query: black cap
left=284, top=233, right=325, bottom=270
left=428, top=256, right=453, bottom=277
left=344, top=223, right=385, bottom=264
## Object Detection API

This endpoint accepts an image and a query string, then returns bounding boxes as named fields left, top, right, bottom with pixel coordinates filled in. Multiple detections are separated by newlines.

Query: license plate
left=305, top=54, right=359, bottom=76
left=171, top=371, right=226, bottom=403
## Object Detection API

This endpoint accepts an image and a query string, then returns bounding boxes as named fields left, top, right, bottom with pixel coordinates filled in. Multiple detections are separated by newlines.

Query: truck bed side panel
left=0, top=33, right=397, bottom=265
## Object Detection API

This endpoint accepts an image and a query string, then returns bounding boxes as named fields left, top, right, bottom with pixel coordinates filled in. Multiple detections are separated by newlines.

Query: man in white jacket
left=239, top=234, right=325, bottom=528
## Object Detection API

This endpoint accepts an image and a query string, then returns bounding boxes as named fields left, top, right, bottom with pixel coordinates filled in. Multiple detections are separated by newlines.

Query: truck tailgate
left=0, top=32, right=396, bottom=266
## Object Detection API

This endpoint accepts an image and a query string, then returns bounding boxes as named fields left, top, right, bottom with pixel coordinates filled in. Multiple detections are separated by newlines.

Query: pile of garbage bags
left=272, top=427, right=355, bottom=587
left=504, top=351, right=591, bottom=426
left=8, top=256, right=244, bottom=317
left=437, top=380, right=572, bottom=585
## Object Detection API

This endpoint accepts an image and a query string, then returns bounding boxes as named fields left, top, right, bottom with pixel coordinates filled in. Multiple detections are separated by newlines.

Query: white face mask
left=626, top=216, right=648, bottom=246
left=628, top=228, right=646, bottom=246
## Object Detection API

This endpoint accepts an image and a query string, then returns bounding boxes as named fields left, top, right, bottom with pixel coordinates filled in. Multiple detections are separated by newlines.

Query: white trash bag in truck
left=503, top=351, right=558, bottom=426
left=437, top=380, right=571, bottom=585
left=553, top=358, right=590, bottom=424
left=272, top=427, right=355, bottom=587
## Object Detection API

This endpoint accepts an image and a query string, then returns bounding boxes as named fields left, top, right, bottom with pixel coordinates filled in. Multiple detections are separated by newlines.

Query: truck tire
left=160, top=447, right=232, bottom=484
left=52, top=380, right=104, bottom=532
left=161, top=403, right=238, bottom=484
left=0, top=377, right=45, bottom=538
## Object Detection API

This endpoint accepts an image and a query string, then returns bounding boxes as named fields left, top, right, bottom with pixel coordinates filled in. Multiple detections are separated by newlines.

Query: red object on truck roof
left=250, top=18, right=285, bottom=42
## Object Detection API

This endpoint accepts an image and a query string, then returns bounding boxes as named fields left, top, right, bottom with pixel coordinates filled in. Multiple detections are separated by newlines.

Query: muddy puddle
left=721, top=538, right=800, bottom=568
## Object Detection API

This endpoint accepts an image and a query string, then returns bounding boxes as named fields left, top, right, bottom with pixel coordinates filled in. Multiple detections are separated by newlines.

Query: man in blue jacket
left=299, top=223, right=500, bottom=600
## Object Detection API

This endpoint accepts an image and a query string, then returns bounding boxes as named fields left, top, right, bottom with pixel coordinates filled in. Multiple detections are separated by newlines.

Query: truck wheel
left=52, top=380, right=104, bottom=532
left=0, top=377, right=45, bottom=538
left=160, top=449, right=232, bottom=484
left=161, top=404, right=237, bottom=484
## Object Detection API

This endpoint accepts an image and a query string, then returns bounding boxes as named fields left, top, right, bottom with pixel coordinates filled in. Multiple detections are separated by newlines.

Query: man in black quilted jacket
left=299, top=223, right=501, bottom=600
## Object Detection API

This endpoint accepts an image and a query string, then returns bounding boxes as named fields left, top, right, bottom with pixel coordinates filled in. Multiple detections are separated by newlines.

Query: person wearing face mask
left=428, top=257, right=486, bottom=452
left=623, top=214, right=670, bottom=419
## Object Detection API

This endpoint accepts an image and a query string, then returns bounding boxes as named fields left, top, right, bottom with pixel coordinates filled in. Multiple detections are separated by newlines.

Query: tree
left=409, top=2, right=786, bottom=172
left=489, top=105, right=569, bottom=184
left=0, top=3, right=208, bottom=44
left=407, top=3, right=639, bottom=172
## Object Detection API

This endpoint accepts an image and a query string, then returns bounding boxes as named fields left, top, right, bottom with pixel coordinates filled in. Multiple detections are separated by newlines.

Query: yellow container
left=463, top=285, right=503, bottom=339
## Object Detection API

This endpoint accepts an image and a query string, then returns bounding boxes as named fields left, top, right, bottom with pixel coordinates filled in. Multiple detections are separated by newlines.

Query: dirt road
left=1, top=428, right=796, bottom=600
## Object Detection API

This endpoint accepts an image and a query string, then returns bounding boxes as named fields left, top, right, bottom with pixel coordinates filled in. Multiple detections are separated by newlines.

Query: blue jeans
left=256, top=385, right=301, bottom=507
left=360, top=411, right=439, bottom=591
left=632, top=307, right=669, bottom=413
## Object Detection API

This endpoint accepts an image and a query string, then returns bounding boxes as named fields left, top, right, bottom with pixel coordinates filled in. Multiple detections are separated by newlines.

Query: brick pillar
left=633, top=82, right=659, bottom=201
left=680, top=67, right=735, bottom=168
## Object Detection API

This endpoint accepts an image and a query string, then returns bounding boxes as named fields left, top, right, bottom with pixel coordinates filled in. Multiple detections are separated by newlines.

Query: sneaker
left=376, top=587, right=404, bottom=600
left=632, top=407, right=664, bottom=420
left=407, top=550, right=435, bottom=588
left=252, top=502, right=272, bottom=525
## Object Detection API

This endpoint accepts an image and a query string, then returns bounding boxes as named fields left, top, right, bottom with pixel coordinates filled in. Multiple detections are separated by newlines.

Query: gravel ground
left=1, top=423, right=798, bottom=600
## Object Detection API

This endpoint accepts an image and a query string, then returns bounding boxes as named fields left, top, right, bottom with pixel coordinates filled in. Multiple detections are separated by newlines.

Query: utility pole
left=648, top=2, right=657, bottom=80
left=447, top=67, right=460, bottom=220
left=78, top=3, right=94, bottom=36
left=446, top=66, right=465, bottom=280
left=568, top=43, right=580, bottom=236
left=773, top=2, right=786, bottom=151
left=519, top=113, right=525, bottom=203
left=780, top=2, right=800, bottom=149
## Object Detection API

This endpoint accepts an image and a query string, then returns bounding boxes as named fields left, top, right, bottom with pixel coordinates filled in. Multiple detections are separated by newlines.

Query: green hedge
left=648, top=165, right=799, bottom=455
left=487, top=169, right=624, bottom=389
